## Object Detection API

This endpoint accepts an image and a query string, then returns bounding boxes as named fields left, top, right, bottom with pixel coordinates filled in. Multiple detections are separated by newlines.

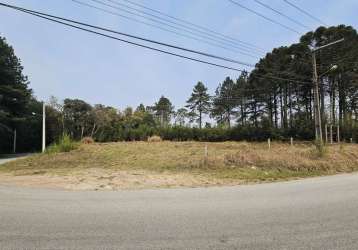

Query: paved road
left=1, top=174, right=358, bottom=249
left=0, top=154, right=30, bottom=165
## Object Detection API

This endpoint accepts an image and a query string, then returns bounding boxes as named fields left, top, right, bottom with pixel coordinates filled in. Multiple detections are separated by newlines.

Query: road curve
left=0, top=154, right=30, bottom=165
left=1, top=173, right=358, bottom=249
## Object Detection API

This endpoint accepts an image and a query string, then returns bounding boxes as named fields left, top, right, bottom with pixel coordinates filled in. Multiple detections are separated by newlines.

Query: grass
left=46, top=134, right=79, bottom=154
left=1, top=141, right=358, bottom=189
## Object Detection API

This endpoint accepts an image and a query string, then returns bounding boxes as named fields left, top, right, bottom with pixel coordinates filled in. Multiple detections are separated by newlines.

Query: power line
left=253, top=0, right=310, bottom=30
left=113, top=0, right=265, bottom=52
left=0, top=3, right=248, bottom=72
left=2, top=2, right=253, bottom=67
left=73, top=0, right=260, bottom=59
left=0, top=3, right=313, bottom=85
left=283, top=0, right=328, bottom=26
left=78, top=0, right=261, bottom=58
left=227, top=0, right=301, bottom=35
left=96, top=0, right=264, bottom=55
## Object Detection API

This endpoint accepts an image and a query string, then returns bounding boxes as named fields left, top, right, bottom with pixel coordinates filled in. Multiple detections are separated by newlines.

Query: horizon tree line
left=1, top=25, right=357, bottom=152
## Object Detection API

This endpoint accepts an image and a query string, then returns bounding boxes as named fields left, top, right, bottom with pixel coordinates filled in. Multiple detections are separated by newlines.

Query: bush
left=82, top=137, right=94, bottom=144
left=115, top=125, right=318, bottom=143
left=147, top=135, right=162, bottom=142
left=46, top=134, right=78, bottom=153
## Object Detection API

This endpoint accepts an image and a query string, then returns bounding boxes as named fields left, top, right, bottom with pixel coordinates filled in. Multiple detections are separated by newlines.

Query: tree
left=235, top=71, right=249, bottom=126
left=91, top=104, right=120, bottom=141
left=48, top=96, right=65, bottom=136
left=175, top=108, right=188, bottom=126
left=186, top=81, right=211, bottom=129
left=0, top=36, right=32, bottom=152
left=153, top=96, right=174, bottom=127
left=63, top=99, right=93, bottom=139
left=135, top=103, right=146, bottom=113
left=211, top=77, right=238, bottom=128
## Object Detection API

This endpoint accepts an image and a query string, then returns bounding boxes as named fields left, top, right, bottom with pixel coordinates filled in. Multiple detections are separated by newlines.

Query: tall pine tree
left=186, top=82, right=211, bottom=129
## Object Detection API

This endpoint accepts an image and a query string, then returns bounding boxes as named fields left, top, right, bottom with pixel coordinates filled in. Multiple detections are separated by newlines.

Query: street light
left=319, top=65, right=338, bottom=78
left=311, top=38, right=344, bottom=146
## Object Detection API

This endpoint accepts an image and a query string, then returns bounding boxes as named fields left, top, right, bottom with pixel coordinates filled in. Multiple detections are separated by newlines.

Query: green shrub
left=46, top=134, right=78, bottom=153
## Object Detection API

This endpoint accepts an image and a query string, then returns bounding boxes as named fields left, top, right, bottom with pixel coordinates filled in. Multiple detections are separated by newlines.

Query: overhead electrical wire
left=108, top=0, right=265, bottom=52
left=0, top=3, right=249, bottom=72
left=227, top=0, right=301, bottom=35
left=253, top=0, right=310, bottom=30
left=0, top=2, right=314, bottom=85
left=283, top=0, right=328, bottom=26
left=1, top=3, right=254, bottom=67
left=90, top=0, right=264, bottom=56
left=73, top=0, right=261, bottom=59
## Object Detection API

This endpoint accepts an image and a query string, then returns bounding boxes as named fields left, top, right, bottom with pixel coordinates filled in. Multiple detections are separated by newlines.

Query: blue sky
left=0, top=0, right=357, bottom=110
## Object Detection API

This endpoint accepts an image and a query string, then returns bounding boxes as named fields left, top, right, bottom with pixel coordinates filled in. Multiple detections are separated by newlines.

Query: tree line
left=1, top=25, right=357, bottom=153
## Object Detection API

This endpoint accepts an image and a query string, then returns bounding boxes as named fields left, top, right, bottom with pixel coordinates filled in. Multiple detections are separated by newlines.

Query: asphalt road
left=0, top=154, right=29, bottom=165
left=1, top=174, right=358, bottom=249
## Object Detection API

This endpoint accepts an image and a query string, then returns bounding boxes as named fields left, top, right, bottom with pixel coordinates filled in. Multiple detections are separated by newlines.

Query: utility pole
left=13, top=129, right=17, bottom=154
left=312, top=51, right=323, bottom=144
left=42, top=102, right=46, bottom=153
left=311, top=38, right=344, bottom=146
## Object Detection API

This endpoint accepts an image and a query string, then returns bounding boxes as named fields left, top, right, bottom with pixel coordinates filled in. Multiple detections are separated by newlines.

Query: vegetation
left=45, top=134, right=78, bottom=154
left=1, top=141, right=357, bottom=189
left=186, top=81, right=211, bottom=129
left=0, top=25, right=357, bottom=153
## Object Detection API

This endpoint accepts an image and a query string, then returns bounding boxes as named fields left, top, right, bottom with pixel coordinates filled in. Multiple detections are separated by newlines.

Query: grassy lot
left=1, top=141, right=358, bottom=190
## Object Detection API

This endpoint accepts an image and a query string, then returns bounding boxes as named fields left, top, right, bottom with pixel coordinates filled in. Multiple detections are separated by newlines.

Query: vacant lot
left=1, top=141, right=358, bottom=190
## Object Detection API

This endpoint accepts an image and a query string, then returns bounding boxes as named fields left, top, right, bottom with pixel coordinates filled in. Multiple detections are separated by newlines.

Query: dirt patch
left=0, top=168, right=235, bottom=191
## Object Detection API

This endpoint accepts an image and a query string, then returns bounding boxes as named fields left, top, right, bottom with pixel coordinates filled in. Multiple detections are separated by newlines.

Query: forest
left=0, top=25, right=357, bottom=153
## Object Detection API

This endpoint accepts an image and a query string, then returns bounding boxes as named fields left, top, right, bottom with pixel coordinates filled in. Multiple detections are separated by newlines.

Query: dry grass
left=147, top=135, right=163, bottom=142
left=1, top=141, right=358, bottom=190
left=81, top=137, right=95, bottom=144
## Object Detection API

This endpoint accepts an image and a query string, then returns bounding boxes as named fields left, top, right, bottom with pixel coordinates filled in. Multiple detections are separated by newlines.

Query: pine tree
left=0, top=36, right=31, bottom=131
left=153, top=96, right=174, bottom=127
left=186, top=82, right=211, bottom=129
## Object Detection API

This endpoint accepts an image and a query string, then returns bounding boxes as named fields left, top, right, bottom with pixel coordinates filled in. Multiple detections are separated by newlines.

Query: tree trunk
left=274, top=92, right=278, bottom=128
left=91, top=123, right=96, bottom=137
left=283, top=86, right=288, bottom=129
left=289, top=85, right=293, bottom=129
left=330, top=77, right=336, bottom=125
left=320, top=79, right=325, bottom=127
left=280, top=89, right=284, bottom=128
left=81, top=126, right=84, bottom=139
left=227, top=110, right=231, bottom=128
